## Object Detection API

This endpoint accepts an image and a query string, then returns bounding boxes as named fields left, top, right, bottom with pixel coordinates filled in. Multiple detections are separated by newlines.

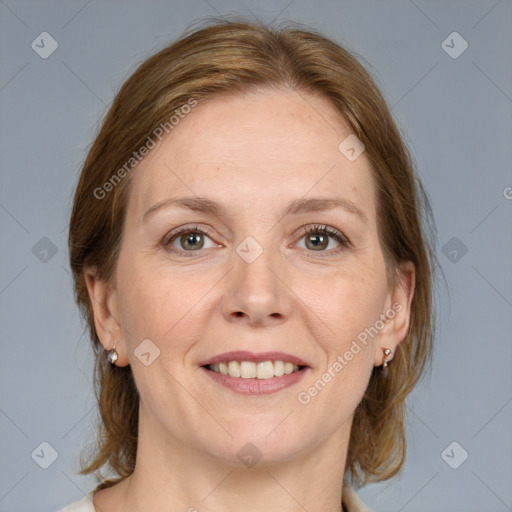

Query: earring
left=382, top=348, right=392, bottom=368
left=106, top=345, right=118, bottom=365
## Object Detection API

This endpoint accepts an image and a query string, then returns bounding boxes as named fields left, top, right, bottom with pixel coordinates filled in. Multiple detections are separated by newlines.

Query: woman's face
left=87, top=89, right=414, bottom=467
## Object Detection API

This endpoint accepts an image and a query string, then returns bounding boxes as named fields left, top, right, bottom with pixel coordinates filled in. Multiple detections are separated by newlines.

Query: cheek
left=310, top=270, right=386, bottom=399
left=321, top=269, right=388, bottom=343
left=116, top=263, right=211, bottom=351
left=312, top=278, right=381, bottom=405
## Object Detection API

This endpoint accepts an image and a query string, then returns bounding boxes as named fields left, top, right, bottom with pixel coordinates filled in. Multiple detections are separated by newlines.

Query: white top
left=58, top=485, right=372, bottom=511
left=58, top=492, right=94, bottom=512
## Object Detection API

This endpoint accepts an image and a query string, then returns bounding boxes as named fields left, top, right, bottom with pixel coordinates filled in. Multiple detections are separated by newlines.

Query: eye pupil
left=306, top=233, right=328, bottom=250
left=182, top=232, right=204, bottom=250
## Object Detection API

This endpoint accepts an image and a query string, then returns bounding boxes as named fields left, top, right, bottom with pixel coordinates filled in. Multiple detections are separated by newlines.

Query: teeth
left=228, top=361, right=240, bottom=378
left=240, top=361, right=257, bottom=378
left=208, top=360, right=301, bottom=379
left=257, top=361, right=274, bottom=379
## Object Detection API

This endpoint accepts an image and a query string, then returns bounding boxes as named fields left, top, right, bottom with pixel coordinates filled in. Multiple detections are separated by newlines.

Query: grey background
left=1, top=1, right=511, bottom=511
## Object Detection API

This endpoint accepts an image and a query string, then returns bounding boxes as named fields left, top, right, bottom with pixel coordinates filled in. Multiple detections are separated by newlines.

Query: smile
left=201, top=362, right=308, bottom=396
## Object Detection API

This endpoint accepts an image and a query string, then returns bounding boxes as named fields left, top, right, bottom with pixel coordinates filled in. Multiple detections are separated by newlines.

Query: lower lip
left=201, top=366, right=309, bottom=395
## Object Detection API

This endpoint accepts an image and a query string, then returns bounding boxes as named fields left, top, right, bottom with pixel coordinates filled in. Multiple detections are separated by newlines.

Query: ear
left=373, top=261, right=415, bottom=367
left=84, top=266, right=129, bottom=367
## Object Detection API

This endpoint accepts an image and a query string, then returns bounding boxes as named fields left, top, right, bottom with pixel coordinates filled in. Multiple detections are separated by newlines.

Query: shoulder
left=343, top=484, right=373, bottom=512
left=57, top=491, right=95, bottom=512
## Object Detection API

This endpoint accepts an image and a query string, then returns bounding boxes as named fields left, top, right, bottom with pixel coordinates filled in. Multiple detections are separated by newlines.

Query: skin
left=85, top=89, right=415, bottom=512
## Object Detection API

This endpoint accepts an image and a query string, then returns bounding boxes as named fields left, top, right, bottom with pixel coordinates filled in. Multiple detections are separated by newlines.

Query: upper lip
left=199, top=351, right=310, bottom=367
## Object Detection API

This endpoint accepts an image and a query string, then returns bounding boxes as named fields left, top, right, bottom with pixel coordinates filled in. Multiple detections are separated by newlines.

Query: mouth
left=199, top=351, right=310, bottom=395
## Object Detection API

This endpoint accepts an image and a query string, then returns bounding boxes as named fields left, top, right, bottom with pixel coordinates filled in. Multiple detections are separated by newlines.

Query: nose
left=222, top=243, right=292, bottom=327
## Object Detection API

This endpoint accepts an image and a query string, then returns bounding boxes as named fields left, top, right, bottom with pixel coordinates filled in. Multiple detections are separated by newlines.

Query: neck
left=95, top=409, right=352, bottom=512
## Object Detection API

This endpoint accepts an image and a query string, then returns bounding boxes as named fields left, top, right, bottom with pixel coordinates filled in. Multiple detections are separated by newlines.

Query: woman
left=62, top=19, right=436, bottom=512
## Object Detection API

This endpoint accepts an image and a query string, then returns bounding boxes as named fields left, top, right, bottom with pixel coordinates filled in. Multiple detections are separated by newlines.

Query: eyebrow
left=142, top=195, right=368, bottom=224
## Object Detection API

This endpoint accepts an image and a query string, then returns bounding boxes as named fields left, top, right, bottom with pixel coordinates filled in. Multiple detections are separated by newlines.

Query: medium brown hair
left=69, top=19, right=437, bottom=491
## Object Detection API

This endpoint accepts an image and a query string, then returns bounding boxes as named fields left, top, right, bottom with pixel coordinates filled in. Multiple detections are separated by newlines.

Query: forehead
left=127, top=90, right=376, bottom=224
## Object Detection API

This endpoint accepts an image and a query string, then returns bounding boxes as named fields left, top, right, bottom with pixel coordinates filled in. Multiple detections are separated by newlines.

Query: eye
left=162, top=224, right=218, bottom=256
left=162, top=223, right=351, bottom=258
left=296, top=224, right=351, bottom=257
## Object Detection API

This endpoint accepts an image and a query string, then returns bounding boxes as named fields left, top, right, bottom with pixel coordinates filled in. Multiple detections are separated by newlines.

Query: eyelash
left=162, top=223, right=351, bottom=258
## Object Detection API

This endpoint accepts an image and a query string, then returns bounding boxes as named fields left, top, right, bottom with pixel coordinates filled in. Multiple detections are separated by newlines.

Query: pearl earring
left=382, top=348, right=392, bottom=368
left=106, top=345, right=118, bottom=365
